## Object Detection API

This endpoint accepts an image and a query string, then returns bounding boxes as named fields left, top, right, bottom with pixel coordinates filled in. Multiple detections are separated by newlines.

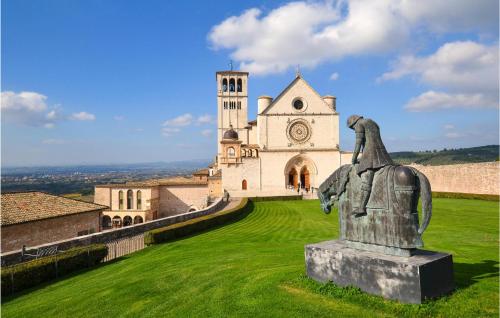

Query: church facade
left=214, top=70, right=352, bottom=197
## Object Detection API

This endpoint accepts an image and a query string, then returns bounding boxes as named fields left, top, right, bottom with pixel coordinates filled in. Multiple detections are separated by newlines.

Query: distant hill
left=390, top=145, right=499, bottom=166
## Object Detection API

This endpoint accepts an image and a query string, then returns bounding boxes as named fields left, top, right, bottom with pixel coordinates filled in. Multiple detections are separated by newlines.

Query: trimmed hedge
left=1, top=244, right=107, bottom=297
left=432, top=191, right=499, bottom=201
left=248, top=195, right=302, bottom=202
left=145, top=198, right=250, bottom=245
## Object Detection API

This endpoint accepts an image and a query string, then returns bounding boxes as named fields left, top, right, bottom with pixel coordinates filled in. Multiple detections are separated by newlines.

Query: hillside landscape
left=390, top=145, right=499, bottom=166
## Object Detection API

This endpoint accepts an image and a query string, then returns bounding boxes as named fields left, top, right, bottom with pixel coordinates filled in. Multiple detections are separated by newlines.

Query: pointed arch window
left=127, top=190, right=133, bottom=209
left=229, top=78, right=235, bottom=92
left=137, top=190, right=142, bottom=210
left=237, top=79, right=242, bottom=92
left=222, top=78, right=228, bottom=92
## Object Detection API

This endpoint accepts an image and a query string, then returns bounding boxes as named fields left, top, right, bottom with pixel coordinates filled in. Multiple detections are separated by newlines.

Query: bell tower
left=216, top=70, right=249, bottom=156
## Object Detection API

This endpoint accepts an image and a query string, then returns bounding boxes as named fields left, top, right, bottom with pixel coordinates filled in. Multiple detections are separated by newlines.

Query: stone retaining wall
left=409, top=162, right=499, bottom=195
left=1, top=197, right=225, bottom=267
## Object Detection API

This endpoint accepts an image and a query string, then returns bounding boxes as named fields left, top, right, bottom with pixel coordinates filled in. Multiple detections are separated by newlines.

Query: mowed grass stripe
left=1, top=198, right=498, bottom=318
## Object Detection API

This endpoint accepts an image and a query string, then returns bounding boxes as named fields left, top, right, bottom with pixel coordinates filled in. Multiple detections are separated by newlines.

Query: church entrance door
left=300, top=167, right=310, bottom=190
left=288, top=168, right=298, bottom=189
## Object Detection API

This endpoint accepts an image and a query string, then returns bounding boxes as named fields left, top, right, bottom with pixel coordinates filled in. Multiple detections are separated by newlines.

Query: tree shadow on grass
left=1, top=255, right=132, bottom=303
left=453, top=260, right=499, bottom=289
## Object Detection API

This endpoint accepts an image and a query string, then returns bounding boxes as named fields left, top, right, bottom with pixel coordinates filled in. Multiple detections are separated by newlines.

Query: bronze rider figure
left=347, top=115, right=394, bottom=217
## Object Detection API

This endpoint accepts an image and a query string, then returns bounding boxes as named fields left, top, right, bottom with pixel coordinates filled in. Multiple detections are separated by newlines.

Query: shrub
left=248, top=195, right=302, bottom=202
left=1, top=244, right=107, bottom=297
left=145, top=198, right=250, bottom=245
left=432, top=191, right=499, bottom=201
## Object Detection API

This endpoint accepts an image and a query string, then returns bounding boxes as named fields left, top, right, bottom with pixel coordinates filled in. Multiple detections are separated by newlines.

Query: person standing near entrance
left=347, top=115, right=394, bottom=217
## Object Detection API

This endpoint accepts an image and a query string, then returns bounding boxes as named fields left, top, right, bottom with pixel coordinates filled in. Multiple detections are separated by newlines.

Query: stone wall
left=409, top=162, right=499, bottom=195
left=1, top=210, right=102, bottom=253
left=159, top=185, right=209, bottom=217
left=1, top=197, right=225, bottom=266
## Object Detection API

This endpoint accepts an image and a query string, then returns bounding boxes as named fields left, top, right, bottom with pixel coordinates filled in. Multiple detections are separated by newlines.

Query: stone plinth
left=305, top=240, right=454, bottom=304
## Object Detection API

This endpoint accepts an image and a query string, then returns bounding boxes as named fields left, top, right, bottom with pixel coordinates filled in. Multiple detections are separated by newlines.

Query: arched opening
left=227, top=147, right=235, bottom=157
left=123, top=216, right=133, bottom=227
left=229, top=78, right=235, bottom=92
left=242, top=179, right=247, bottom=190
left=112, top=216, right=122, bottom=228
left=102, top=215, right=112, bottom=229
left=288, top=168, right=298, bottom=190
left=300, top=166, right=310, bottom=190
left=118, top=191, right=124, bottom=210
left=134, top=216, right=143, bottom=224
left=137, top=190, right=142, bottom=210
left=222, top=78, right=228, bottom=92
left=127, top=190, right=133, bottom=209
left=188, top=207, right=197, bottom=212
left=237, top=79, right=242, bottom=92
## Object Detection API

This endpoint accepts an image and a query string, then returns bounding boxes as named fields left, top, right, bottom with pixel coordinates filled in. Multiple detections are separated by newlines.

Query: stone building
left=214, top=70, right=351, bottom=197
left=1, top=192, right=107, bottom=253
left=94, top=169, right=220, bottom=228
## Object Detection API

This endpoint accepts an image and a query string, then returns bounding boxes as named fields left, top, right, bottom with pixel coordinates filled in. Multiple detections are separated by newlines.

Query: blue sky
left=2, top=0, right=498, bottom=166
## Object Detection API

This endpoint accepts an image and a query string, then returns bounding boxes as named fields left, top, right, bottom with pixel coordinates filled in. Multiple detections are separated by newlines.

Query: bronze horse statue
left=317, top=164, right=432, bottom=250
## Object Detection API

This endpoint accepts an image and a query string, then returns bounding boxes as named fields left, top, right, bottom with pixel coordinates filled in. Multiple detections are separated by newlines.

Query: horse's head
left=317, top=164, right=352, bottom=214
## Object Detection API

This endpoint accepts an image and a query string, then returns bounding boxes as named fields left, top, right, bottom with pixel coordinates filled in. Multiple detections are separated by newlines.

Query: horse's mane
left=318, top=164, right=352, bottom=194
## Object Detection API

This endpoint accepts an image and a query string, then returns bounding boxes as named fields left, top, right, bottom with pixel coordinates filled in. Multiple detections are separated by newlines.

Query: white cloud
left=444, top=132, right=465, bottom=139
left=330, top=72, right=339, bottom=81
left=161, top=127, right=180, bottom=137
left=443, top=124, right=455, bottom=130
left=42, top=138, right=66, bottom=145
left=379, top=41, right=499, bottom=111
left=405, top=91, right=498, bottom=112
left=114, top=115, right=125, bottom=121
left=201, top=129, right=213, bottom=137
left=163, top=113, right=193, bottom=127
left=208, top=0, right=497, bottom=75
left=378, top=41, right=498, bottom=94
left=70, top=112, right=96, bottom=121
left=197, top=114, right=216, bottom=125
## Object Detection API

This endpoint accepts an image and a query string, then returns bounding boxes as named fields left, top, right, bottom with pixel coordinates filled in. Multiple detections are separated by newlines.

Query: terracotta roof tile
left=1, top=192, right=107, bottom=226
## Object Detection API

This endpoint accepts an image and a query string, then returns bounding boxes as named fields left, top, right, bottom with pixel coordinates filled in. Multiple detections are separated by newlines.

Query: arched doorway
left=134, top=216, right=143, bottom=224
left=123, top=216, right=133, bottom=227
left=284, top=154, right=317, bottom=191
left=102, top=215, right=112, bottom=229
left=242, top=179, right=247, bottom=190
left=288, top=168, right=298, bottom=189
left=300, top=167, right=310, bottom=190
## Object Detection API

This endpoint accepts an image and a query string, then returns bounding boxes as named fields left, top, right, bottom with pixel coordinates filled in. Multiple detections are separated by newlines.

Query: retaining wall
left=409, top=162, right=499, bottom=195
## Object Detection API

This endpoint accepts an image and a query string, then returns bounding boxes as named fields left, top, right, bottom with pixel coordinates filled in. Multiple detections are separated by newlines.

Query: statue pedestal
left=305, top=240, right=454, bottom=304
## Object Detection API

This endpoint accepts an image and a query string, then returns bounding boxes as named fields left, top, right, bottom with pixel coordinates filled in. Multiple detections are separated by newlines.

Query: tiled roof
left=1, top=192, right=107, bottom=226
left=157, top=177, right=207, bottom=186
left=193, top=168, right=209, bottom=175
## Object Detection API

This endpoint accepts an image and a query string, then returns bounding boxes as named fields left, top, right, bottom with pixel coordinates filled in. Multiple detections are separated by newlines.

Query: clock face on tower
left=287, top=119, right=312, bottom=144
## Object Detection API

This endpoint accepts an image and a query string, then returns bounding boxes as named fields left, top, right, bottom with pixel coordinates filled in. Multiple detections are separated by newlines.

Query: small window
left=242, top=179, right=247, bottom=190
left=118, top=191, right=124, bottom=210
left=237, top=101, right=241, bottom=109
left=229, top=78, right=235, bottom=92
left=293, top=99, right=304, bottom=110
left=137, top=190, right=142, bottom=210
left=227, top=147, right=235, bottom=157
left=222, top=78, right=228, bottom=92
left=224, top=101, right=228, bottom=109
left=127, top=190, right=133, bottom=209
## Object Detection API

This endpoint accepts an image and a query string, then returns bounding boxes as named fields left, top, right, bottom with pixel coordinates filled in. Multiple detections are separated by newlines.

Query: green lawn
left=2, top=199, right=498, bottom=317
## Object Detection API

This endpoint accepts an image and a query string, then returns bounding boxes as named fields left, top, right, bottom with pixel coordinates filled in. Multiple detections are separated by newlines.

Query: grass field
left=2, top=198, right=498, bottom=317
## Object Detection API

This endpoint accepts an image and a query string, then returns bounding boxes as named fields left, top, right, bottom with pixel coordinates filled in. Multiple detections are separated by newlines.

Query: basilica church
left=213, top=70, right=352, bottom=197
